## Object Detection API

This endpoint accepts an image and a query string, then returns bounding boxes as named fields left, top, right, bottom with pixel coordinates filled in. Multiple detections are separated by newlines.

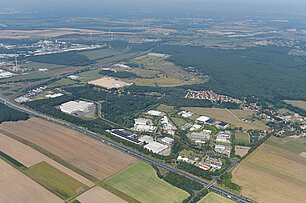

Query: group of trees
left=28, top=52, right=91, bottom=66
left=98, top=70, right=140, bottom=79
left=0, top=103, right=29, bottom=124
left=153, top=45, right=306, bottom=102
left=217, top=172, right=241, bottom=192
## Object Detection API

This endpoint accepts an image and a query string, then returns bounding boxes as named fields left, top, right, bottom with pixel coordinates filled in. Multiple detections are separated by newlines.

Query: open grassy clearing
left=235, top=132, right=249, bottom=145
left=76, top=186, right=126, bottom=203
left=156, top=104, right=175, bottom=113
left=124, top=55, right=206, bottom=87
left=0, top=131, right=94, bottom=186
left=48, top=66, right=85, bottom=75
left=198, top=192, right=235, bottom=203
left=0, top=71, right=51, bottom=83
left=76, top=69, right=102, bottom=82
left=183, top=107, right=267, bottom=130
left=0, top=117, right=137, bottom=180
left=25, top=161, right=88, bottom=199
left=0, top=159, right=62, bottom=202
left=48, top=78, right=77, bottom=88
left=105, top=161, right=189, bottom=203
left=284, top=100, right=306, bottom=110
left=171, top=117, right=187, bottom=127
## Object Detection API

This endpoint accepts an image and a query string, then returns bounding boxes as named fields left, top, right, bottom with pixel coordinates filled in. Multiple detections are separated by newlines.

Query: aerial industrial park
left=0, top=1, right=305, bottom=203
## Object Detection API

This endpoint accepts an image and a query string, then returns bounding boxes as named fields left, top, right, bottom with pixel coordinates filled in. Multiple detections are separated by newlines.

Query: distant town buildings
left=185, top=89, right=242, bottom=104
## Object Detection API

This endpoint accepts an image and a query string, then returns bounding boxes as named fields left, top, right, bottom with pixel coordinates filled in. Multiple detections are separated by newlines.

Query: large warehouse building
left=60, top=101, right=95, bottom=115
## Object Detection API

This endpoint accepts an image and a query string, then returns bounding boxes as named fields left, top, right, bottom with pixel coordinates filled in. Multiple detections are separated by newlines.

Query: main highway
left=0, top=95, right=252, bottom=203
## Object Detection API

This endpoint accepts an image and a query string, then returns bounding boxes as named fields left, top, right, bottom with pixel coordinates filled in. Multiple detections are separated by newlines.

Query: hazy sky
left=1, top=0, right=306, bottom=17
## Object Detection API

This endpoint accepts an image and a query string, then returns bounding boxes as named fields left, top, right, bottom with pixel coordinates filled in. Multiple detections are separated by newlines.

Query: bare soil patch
left=0, top=118, right=137, bottom=180
left=0, top=132, right=94, bottom=186
left=0, top=159, right=62, bottom=203
left=76, top=186, right=126, bottom=203
left=235, top=146, right=250, bottom=157
left=232, top=165, right=306, bottom=203
left=89, top=77, right=132, bottom=89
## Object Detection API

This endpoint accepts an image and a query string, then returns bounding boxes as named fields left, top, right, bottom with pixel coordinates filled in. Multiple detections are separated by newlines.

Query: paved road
left=0, top=96, right=252, bottom=203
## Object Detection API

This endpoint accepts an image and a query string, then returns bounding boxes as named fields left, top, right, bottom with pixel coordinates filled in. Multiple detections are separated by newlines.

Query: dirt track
left=0, top=118, right=137, bottom=180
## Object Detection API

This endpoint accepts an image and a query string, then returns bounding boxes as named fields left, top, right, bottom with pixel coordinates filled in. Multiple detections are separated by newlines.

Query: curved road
left=0, top=95, right=252, bottom=203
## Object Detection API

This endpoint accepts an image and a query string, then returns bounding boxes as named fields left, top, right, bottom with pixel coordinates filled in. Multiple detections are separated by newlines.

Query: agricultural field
left=76, top=186, right=126, bottom=203
left=26, top=161, right=89, bottom=199
left=22, top=61, right=64, bottom=70
left=48, top=66, right=85, bottom=75
left=198, top=192, right=235, bottom=203
left=0, top=117, right=137, bottom=180
left=0, top=131, right=93, bottom=186
left=235, top=132, right=250, bottom=145
left=183, top=107, right=267, bottom=130
left=232, top=136, right=306, bottom=203
left=284, top=100, right=306, bottom=110
left=0, top=159, right=62, bottom=203
left=123, top=55, right=206, bottom=87
left=105, top=161, right=189, bottom=203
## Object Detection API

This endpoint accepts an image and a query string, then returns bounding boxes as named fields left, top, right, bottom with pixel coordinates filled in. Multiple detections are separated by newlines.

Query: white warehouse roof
left=196, top=116, right=210, bottom=123
left=60, top=101, right=94, bottom=114
left=144, top=142, right=168, bottom=154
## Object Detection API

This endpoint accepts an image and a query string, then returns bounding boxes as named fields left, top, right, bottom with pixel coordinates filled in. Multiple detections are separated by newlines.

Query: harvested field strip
left=259, top=146, right=306, bottom=166
left=76, top=186, right=127, bottom=203
left=0, top=118, right=137, bottom=180
left=0, top=159, right=62, bottom=203
left=105, top=161, right=189, bottom=203
left=0, top=151, right=26, bottom=168
left=243, top=149, right=306, bottom=187
left=0, top=131, right=94, bottom=186
left=25, top=161, right=89, bottom=200
left=232, top=164, right=306, bottom=203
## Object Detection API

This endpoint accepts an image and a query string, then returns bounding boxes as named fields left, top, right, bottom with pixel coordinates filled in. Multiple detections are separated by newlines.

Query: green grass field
left=171, top=117, right=187, bottom=127
left=198, top=192, right=235, bottom=203
left=48, top=78, right=77, bottom=88
left=0, top=71, right=51, bottom=83
left=25, top=161, right=89, bottom=200
left=235, top=132, right=249, bottom=145
left=76, top=69, right=102, bottom=82
left=105, top=161, right=189, bottom=203
left=156, top=104, right=175, bottom=113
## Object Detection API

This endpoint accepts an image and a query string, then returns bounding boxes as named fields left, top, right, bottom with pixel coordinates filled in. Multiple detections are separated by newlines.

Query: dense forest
left=154, top=45, right=306, bottom=101
left=28, top=52, right=91, bottom=66
left=98, top=70, right=140, bottom=78
left=0, top=103, right=29, bottom=123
